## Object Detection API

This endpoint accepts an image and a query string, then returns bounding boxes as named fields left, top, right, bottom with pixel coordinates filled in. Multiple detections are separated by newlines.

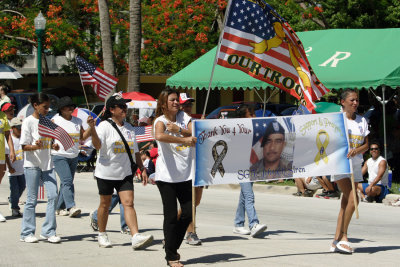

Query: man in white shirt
left=358, top=141, right=389, bottom=203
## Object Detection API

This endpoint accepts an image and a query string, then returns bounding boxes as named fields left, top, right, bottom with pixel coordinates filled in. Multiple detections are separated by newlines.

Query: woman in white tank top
left=153, top=89, right=196, bottom=267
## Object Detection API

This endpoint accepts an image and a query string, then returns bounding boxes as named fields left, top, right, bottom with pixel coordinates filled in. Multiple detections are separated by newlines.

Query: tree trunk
left=98, top=0, right=115, bottom=76
left=127, top=0, right=141, bottom=92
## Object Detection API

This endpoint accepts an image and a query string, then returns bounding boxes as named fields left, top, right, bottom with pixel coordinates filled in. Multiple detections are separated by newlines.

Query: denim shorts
left=96, top=175, right=134, bottom=195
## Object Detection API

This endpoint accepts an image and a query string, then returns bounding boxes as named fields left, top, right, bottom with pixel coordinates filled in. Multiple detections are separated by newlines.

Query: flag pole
left=76, top=57, right=90, bottom=110
left=202, top=0, right=234, bottom=117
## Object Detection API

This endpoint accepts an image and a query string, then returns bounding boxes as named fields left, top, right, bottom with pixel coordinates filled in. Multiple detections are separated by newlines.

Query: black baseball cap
left=57, top=96, right=76, bottom=111
left=261, top=120, right=285, bottom=147
left=106, top=93, right=131, bottom=109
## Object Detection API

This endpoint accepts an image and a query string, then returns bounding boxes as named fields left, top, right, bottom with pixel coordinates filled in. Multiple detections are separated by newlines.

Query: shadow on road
left=355, top=245, right=400, bottom=254
left=185, top=253, right=245, bottom=264
left=186, top=252, right=331, bottom=265
left=61, top=233, right=97, bottom=242
left=201, top=235, right=248, bottom=243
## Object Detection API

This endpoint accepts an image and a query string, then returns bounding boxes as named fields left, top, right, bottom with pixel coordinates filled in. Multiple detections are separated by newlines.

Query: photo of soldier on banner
left=249, top=117, right=295, bottom=180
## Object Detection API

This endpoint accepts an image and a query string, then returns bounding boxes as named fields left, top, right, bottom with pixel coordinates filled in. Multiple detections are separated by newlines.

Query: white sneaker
left=0, top=212, right=6, bottom=222
left=131, top=233, right=153, bottom=250
left=233, top=226, right=251, bottom=235
left=20, top=235, right=38, bottom=243
left=40, top=234, right=61, bottom=243
left=57, top=209, right=69, bottom=216
left=69, top=207, right=81, bottom=218
left=98, top=233, right=112, bottom=248
left=250, top=224, right=267, bottom=237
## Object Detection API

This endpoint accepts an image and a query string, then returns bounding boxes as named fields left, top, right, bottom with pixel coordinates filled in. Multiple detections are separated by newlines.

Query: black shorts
left=96, top=175, right=134, bottom=195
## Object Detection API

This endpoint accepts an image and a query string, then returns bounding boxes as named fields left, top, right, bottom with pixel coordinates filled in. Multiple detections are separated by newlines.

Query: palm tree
left=127, top=0, right=141, bottom=92
left=98, top=0, right=115, bottom=77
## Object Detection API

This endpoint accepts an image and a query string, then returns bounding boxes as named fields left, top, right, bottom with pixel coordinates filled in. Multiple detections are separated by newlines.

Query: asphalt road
left=0, top=172, right=399, bottom=266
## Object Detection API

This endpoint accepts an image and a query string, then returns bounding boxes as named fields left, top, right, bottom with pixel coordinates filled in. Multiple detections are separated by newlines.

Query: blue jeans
left=52, top=155, right=79, bottom=210
left=234, top=182, right=259, bottom=229
left=21, top=168, right=58, bottom=238
left=93, top=194, right=127, bottom=230
left=9, top=174, right=26, bottom=210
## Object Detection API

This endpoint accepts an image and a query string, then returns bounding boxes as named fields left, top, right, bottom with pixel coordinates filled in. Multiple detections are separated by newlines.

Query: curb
left=207, top=183, right=400, bottom=200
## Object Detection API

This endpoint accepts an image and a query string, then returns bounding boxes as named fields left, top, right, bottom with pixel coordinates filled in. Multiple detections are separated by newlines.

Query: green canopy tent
left=167, top=28, right=400, bottom=158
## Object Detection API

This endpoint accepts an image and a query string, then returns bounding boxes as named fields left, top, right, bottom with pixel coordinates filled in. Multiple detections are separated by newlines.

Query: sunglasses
left=370, top=148, right=379, bottom=151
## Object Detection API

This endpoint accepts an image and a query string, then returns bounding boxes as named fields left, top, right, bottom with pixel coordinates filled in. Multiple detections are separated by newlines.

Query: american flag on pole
left=217, top=0, right=329, bottom=111
left=76, top=56, right=118, bottom=101
left=133, top=126, right=154, bottom=143
left=38, top=115, right=75, bottom=151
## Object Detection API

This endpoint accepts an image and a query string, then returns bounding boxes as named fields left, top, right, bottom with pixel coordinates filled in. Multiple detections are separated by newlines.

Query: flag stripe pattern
left=38, top=115, right=75, bottom=151
left=217, top=0, right=329, bottom=111
left=76, top=56, right=118, bottom=101
left=133, top=125, right=154, bottom=143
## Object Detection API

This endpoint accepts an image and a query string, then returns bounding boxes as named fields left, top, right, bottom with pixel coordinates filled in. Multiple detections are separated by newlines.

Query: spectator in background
left=315, top=176, right=340, bottom=199
left=293, top=177, right=321, bottom=197
left=5, top=118, right=25, bottom=217
left=0, top=84, right=11, bottom=107
left=141, top=150, right=155, bottom=177
left=358, top=141, right=389, bottom=203
left=1, top=102, right=15, bottom=122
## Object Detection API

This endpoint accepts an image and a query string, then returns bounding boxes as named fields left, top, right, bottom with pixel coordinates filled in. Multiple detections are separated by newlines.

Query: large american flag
left=133, top=125, right=154, bottom=143
left=38, top=115, right=75, bottom=151
left=76, top=56, right=118, bottom=101
left=217, top=0, right=329, bottom=111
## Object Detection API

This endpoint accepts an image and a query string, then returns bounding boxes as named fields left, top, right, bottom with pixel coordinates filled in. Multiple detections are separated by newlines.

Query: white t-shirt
left=346, top=114, right=370, bottom=165
left=20, top=115, right=53, bottom=171
left=366, top=156, right=388, bottom=186
left=51, top=115, right=82, bottom=158
left=5, top=135, right=24, bottom=176
left=94, top=120, right=139, bottom=180
left=154, top=111, right=193, bottom=183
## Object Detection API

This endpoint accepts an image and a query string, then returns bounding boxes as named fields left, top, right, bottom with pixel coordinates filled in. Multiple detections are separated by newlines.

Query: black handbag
left=107, top=120, right=138, bottom=174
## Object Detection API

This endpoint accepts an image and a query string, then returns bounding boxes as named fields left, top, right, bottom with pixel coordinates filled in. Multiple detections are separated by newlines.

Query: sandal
left=336, top=240, right=353, bottom=254
left=167, top=260, right=183, bottom=267
left=330, top=240, right=338, bottom=252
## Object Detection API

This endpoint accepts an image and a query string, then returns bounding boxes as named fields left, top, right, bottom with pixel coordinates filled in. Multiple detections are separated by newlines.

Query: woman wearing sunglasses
left=91, top=93, right=153, bottom=250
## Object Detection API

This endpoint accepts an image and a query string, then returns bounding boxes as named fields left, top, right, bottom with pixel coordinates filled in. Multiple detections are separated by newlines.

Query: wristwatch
left=179, top=127, right=182, bottom=134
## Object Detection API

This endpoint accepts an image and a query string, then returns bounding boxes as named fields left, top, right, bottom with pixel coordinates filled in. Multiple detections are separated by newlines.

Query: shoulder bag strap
left=107, top=119, right=138, bottom=174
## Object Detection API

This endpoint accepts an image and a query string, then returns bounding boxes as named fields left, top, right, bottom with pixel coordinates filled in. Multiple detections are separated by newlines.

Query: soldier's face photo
left=262, top=133, right=285, bottom=165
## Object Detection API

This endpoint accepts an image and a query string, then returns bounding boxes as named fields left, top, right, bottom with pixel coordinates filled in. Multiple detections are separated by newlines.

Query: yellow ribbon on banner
left=314, top=130, right=329, bottom=165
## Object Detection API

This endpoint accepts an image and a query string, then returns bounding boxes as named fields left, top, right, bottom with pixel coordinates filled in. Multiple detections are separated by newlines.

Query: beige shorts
left=331, top=162, right=363, bottom=183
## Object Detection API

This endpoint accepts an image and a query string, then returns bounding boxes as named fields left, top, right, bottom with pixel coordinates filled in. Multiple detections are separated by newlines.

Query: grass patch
left=255, top=179, right=295, bottom=186
left=389, top=182, right=400, bottom=195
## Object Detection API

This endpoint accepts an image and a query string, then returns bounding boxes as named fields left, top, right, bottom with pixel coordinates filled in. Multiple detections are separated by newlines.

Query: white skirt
left=331, top=162, right=363, bottom=182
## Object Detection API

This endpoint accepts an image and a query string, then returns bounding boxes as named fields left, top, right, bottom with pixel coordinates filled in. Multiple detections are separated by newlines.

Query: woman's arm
left=166, top=121, right=192, bottom=137
left=90, top=118, right=101, bottom=150
left=347, top=136, right=369, bottom=158
left=154, top=121, right=196, bottom=146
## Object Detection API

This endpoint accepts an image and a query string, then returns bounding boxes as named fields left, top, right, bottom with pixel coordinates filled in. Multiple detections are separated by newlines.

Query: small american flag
left=133, top=125, right=154, bottom=143
left=76, top=56, right=118, bottom=101
left=38, top=182, right=45, bottom=200
left=217, top=0, right=329, bottom=111
left=38, top=115, right=75, bottom=151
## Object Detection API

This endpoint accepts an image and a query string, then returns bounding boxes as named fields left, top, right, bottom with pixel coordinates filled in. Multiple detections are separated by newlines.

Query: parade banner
left=192, top=113, right=351, bottom=186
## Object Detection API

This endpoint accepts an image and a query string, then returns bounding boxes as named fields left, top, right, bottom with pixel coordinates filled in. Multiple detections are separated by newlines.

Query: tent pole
left=263, top=89, right=266, bottom=116
left=202, top=0, right=233, bottom=117
left=382, top=85, right=387, bottom=160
